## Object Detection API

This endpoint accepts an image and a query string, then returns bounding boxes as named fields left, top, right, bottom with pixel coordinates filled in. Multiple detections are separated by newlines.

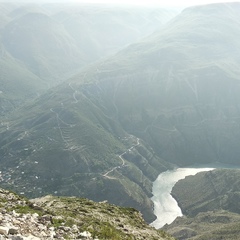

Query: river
left=150, top=167, right=214, bottom=229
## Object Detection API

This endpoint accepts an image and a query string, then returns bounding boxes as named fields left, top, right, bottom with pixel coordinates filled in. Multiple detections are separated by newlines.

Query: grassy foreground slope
left=0, top=188, right=174, bottom=240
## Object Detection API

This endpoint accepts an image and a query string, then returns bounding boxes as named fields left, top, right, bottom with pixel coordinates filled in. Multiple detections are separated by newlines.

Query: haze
left=1, top=0, right=240, bottom=7
left=1, top=1, right=240, bottom=239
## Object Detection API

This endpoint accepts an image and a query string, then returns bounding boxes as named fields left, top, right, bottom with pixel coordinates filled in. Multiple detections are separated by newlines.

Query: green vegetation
left=28, top=195, right=174, bottom=240
left=0, top=188, right=174, bottom=240
left=11, top=205, right=43, bottom=216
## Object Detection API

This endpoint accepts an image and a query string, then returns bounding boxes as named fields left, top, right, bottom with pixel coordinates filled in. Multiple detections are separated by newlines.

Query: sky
left=2, top=0, right=240, bottom=7
left=70, top=0, right=240, bottom=7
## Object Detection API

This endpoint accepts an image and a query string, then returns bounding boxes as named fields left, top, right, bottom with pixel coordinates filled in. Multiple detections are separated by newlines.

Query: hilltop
left=0, top=188, right=174, bottom=240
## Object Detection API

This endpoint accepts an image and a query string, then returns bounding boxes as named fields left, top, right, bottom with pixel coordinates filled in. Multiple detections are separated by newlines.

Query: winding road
left=103, top=136, right=140, bottom=179
left=69, top=83, right=78, bottom=104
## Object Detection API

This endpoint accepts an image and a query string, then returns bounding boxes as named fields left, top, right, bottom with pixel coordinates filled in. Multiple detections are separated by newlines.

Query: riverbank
left=150, top=167, right=214, bottom=229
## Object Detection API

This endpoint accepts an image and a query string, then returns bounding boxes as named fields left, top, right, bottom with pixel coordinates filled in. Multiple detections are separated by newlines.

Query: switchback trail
left=103, top=136, right=140, bottom=179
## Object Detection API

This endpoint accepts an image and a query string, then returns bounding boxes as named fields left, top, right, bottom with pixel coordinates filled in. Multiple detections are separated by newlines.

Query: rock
left=8, top=227, right=19, bottom=234
left=49, top=226, right=54, bottom=231
left=0, top=188, right=171, bottom=240
left=38, top=225, right=47, bottom=232
left=12, top=219, right=21, bottom=225
left=58, top=226, right=71, bottom=232
left=12, top=210, right=19, bottom=217
left=39, top=231, right=47, bottom=237
left=40, top=215, right=52, bottom=223
left=22, top=235, right=41, bottom=240
left=0, top=226, right=9, bottom=235
left=32, top=213, right=39, bottom=219
left=29, top=204, right=43, bottom=211
left=79, top=231, right=92, bottom=238
left=8, top=236, right=24, bottom=240
left=71, top=224, right=78, bottom=233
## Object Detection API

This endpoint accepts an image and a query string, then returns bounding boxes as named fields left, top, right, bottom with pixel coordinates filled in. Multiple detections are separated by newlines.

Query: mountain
left=1, top=2, right=240, bottom=223
left=0, top=188, right=174, bottom=240
left=0, top=3, right=21, bottom=30
left=163, top=169, right=240, bottom=240
left=0, top=3, right=177, bottom=116
left=56, top=6, right=178, bottom=62
left=1, top=4, right=177, bottom=83
left=0, top=42, right=46, bottom=116
left=80, top=2, right=240, bottom=166
left=8, top=3, right=49, bottom=19
left=0, top=85, right=172, bottom=222
left=2, top=12, right=83, bottom=82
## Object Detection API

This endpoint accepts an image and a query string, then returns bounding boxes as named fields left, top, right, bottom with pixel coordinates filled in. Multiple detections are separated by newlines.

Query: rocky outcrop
left=0, top=189, right=95, bottom=239
left=0, top=188, right=173, bottom=240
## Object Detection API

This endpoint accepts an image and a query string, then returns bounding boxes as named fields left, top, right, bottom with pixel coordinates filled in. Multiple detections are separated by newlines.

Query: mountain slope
left=164, top=169, right=240, bottom=240
left=0, top=43, right=46, bottom=116
left=0, top=188, right=174, bottom=240
left=76, top=2, right=240, bottom=166
left=1, top=2, right=240, bottom=223
left=0, top=3, right=177, bottom=116
left=58, top=6, right=178, bottom=62
left=2, top=4, right=177, bottom=84
left=2, top=12, right=83, bottom=82
left=0, top=82, right=172, bottom=222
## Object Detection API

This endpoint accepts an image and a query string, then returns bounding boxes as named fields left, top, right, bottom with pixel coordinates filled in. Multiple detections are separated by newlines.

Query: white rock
left=12, top=210, right=17, bottom=217
left=71, top=224, right=78, bottom=233
left=32, top=213, right=39, bottom=219
left=79, top=231, right=92, bottom=237
left=49, top=227, right=54, bottom=231
left=0, top=226, right=9, bottom=235
left=38, top=225, right=47, bottom=231
left=22, top=235, right=41, bottom=240
left=12, top=219, right=21, bottom=225
left=39, top=231, right=47, bottom=237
